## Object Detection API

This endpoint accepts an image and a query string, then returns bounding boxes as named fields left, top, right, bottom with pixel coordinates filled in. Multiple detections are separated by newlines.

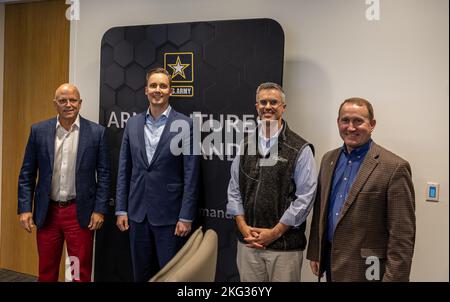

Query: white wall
left=70, top=0, right=449, bottom=281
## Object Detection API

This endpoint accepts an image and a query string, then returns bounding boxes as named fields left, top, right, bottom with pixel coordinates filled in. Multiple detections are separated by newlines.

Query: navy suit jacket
left=115, top=109, right=199, bottom=226
left=18, top=116, right=111, bottom=229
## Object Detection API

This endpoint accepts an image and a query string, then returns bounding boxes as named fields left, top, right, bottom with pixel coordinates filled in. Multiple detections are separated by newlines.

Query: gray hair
left=256, top=82, right=285, bottom=103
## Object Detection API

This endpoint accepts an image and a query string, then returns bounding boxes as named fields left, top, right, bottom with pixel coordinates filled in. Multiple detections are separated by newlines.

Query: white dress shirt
left=50, top=115, right=80, bottom=202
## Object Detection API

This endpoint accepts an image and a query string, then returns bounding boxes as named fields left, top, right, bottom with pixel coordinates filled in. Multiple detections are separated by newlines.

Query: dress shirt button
left=348, top=160, right=352, bottom=164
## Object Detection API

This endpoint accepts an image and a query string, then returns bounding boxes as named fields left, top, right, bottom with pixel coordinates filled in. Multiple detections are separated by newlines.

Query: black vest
left=238, top=121, right=314, bottom=250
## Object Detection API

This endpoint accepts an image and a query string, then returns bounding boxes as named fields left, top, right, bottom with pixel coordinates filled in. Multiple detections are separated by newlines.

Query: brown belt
left=50, top=198, right=76, bottom=207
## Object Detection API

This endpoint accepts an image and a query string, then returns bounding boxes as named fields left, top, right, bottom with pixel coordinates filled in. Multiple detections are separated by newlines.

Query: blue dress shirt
left=327, top=140, right=372, bottom=242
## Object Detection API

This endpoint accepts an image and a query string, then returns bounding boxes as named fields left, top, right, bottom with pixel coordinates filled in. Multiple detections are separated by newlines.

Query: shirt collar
left=146, top=105, right=171, bottom=123
left=342, top=139, right=372, bottom=156
left=56, top=114, right=80, bottom=131
left=257, top=119, right=283, bottom=142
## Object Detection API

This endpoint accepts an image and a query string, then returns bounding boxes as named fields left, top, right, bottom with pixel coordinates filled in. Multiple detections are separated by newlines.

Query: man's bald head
left=53, top=83, right=82, bottom=127
left=54, top=83, right=80, bottom=100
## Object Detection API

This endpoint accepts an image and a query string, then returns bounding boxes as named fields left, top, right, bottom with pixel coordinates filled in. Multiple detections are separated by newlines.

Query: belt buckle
left=57, top=200, right=71, bottom=207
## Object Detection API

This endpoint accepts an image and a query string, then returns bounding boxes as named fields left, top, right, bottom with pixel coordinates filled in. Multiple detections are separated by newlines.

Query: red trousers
left=36, top=203, right=93, bottom=282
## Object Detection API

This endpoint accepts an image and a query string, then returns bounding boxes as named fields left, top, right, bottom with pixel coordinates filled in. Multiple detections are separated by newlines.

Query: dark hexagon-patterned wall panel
left=97, top=18, right=284, bottom=282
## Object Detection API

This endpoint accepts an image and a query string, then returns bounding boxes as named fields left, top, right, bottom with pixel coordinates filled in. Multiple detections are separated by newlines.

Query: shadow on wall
left=283, top=58, right=334, bottom=282
left=283, top=59, right=334, bottom=161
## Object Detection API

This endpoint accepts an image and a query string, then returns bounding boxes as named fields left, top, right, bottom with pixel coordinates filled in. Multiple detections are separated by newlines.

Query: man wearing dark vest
left=226, top=82, right=317, bottom=282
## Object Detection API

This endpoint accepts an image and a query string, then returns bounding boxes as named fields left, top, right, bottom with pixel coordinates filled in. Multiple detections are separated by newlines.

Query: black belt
left=50, top=198, right=76, bottom=207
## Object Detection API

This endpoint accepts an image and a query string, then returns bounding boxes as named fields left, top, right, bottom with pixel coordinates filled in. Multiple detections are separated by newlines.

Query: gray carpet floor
left=0, top=269, right=37, bottom=282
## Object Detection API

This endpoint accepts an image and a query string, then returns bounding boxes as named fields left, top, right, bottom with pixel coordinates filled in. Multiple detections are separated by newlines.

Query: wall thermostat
left=426, top=182, right=440, bottom=202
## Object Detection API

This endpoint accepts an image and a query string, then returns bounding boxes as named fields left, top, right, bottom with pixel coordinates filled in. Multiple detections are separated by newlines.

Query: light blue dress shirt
left=144, top=106, right=171, bottom=165
left=115, top=106, right=171, bottom=217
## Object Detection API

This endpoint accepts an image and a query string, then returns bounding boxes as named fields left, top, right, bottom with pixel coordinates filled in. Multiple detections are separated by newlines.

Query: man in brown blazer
left=307, top=98, right=415, bottom=282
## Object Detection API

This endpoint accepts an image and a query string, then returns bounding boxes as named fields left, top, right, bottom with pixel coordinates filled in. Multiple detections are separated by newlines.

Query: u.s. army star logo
left=168, top=56, right=189, bottom=79
left=164, top=52, right=194, bottom=97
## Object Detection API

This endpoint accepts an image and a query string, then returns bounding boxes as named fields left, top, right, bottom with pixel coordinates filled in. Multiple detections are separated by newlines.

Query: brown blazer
left=307, top=142, right=415, bottom=281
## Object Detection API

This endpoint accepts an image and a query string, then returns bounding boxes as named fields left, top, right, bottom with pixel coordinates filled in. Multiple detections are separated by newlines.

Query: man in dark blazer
left=307, top=98, right=415, bottom=282
left=115, top=67, right=200, bottom=282
left=18, top=83, right=110, bottom=282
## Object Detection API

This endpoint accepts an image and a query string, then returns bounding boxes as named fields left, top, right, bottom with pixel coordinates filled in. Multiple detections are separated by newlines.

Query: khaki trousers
left=236, top=241, right=303, bottom=282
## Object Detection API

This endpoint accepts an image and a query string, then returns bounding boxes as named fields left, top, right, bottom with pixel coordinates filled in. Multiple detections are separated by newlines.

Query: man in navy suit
left=115, top=67, right=200, bottom=282
left=18, top=83, right=110, bottom=282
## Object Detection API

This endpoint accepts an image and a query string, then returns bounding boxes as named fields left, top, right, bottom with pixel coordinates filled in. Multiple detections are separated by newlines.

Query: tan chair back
left=162, top=229, right=218, bottom=282
left=149, top=226, right=203, bottom=282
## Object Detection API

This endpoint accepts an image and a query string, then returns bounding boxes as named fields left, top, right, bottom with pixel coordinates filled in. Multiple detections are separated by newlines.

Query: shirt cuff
left=115, top=211, right=128, bottom=216
left=280, top=212, right=298, bottom=227
left=226, top=203, right=245, bottom=217
left=179, top=218, right=193, bottom=223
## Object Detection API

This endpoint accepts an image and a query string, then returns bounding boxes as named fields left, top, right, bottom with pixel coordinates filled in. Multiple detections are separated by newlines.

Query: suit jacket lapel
left=337, top=142, right=380, bottom=224
left=137, top=113, right=150, bottom=167
left=46, top=118, right=57, bottom=171
left=76, top=117, right=91, bottom=172
left=319, top=149, right=341, bottom=236
left=148, top=109, right=175, bottom=168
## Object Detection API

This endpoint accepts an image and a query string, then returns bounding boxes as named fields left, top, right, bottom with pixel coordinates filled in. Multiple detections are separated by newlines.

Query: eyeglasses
left=55, top=98, right=81, bottom=106
left=257, top=99, right=283, bottom=108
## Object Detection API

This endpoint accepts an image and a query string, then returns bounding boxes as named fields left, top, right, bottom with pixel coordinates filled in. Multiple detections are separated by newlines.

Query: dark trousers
left=129, top=217, right=187, bottom=282
left=324, top=241, right=333, bottom=282
left=37, top=203, right=94, bottom=282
